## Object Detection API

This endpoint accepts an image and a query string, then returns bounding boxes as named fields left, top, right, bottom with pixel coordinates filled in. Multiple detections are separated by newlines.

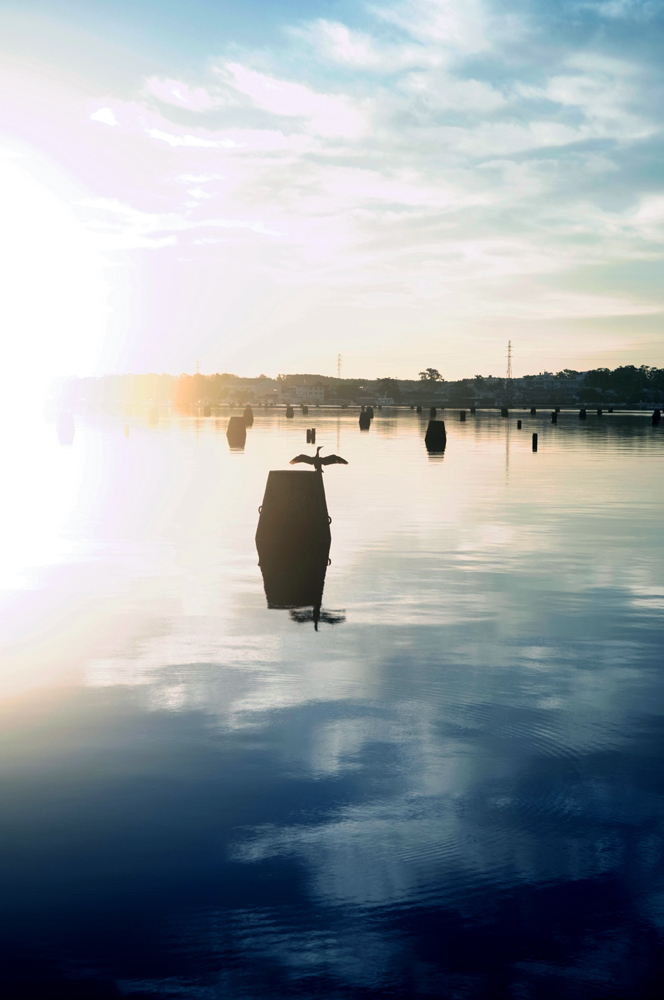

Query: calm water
left=1, top=408, right=663, bottom=998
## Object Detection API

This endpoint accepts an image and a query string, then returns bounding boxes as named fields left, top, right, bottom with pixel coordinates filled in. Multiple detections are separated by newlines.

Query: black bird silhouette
left=290, top=446, right=348, bottom=473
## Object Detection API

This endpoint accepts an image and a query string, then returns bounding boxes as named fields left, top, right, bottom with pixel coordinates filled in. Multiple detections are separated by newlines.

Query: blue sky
left=1, top=0, right=663, bottom=379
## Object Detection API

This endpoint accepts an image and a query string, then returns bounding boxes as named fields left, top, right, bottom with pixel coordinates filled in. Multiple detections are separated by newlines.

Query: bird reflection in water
left=256, top=448, right=347, bottom=629
left=289, top=606, right=346, bottom=628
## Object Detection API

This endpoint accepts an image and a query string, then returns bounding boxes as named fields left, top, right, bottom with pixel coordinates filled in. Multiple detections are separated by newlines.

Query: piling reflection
left=259, top=544, right=333, bottom=628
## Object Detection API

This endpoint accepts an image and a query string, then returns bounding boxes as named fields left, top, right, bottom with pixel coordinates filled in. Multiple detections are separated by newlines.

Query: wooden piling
left=532, top=432, right=538, bottom=452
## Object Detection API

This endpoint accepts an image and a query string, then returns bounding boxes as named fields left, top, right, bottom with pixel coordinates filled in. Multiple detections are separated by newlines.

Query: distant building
left=282, top=384, right=325, bottom=404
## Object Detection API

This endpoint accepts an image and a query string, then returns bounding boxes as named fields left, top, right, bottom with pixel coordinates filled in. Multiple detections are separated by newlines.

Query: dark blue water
left=1, top=409, right=663, bottom=998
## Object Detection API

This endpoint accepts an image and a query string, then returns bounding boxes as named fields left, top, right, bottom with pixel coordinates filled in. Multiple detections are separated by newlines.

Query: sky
left=1, top=0, right=663, bottom=381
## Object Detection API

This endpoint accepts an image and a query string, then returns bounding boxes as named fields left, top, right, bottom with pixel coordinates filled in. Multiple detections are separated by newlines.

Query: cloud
left=18, top=0, right=662, bottom=373
left=147, top=128, right=240, bottom=148
left=221, top=63, right=366, bottom=138
left=90, top=108, right=117, bottom=127
left=372, top=0, right=490, bottom=52
left=145, top=77, right=222, bottom=112
left=290, top=19, right=441, bottom=71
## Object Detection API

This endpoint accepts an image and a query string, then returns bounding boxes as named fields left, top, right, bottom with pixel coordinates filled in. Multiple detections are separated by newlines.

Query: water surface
left=1, top=408, right=663, bottom=998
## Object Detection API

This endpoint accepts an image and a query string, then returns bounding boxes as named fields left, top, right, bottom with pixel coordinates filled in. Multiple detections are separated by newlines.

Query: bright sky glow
left=1, top=0, right=663, bottom=378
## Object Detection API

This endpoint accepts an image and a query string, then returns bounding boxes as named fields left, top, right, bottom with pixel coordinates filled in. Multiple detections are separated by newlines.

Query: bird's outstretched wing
left=290, top=454, right=316, bottom=465
left=320, top=454, right=348, bottom=465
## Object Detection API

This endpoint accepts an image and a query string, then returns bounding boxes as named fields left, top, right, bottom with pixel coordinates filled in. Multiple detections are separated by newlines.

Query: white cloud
left=291, top=19, right=441, bottom=71
left=372, top=0, right=490, bottom=52
left=145, top=77, right=222, bottom=112
left=147, top=128, right=240, bottom=148
left=90, top=108, right=117, bottom=127
left=221, top=63, right=366, bottom=138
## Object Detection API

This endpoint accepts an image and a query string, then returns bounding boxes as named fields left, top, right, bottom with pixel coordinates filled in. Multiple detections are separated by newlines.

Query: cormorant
left=290, top=446, right=348, bottom=473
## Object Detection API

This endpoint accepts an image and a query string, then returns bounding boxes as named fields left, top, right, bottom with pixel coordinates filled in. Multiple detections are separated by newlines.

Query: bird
left=290, top=446, right=348, bottom=473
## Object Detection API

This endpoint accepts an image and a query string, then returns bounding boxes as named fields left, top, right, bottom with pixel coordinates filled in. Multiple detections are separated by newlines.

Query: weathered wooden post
left=597, top=408, right=603, bottom=417
left=517, top=420, right=522, bottom=429
left=501, top=407, right=509, bottom=418
left=532, top=432, right=538, bottom=452
left=459, top=410, right=466, bottom=421
left=416, top=405, right=422, bottom=414
left=243, top=405, right=254, bottom=426
left=530, top=407, right=536, bottom=415
left=653, top=409, right=661, bottom=426
left=311, top=428, right=316, bottom=443
left=286, top=404, right=294, bottom=419
left=430, top=406, right=437, bottom=418
left=551, top=411, right=557, bottom=424
left=579, top=408, right=587, bottom=419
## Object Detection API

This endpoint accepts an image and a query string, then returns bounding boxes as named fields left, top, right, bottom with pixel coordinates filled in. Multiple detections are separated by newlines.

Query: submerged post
left=517, top=419, right=522, bottom=429
left=551, top=411, right=557, bottom=424
left=460, top=410, right=466, bottom=421
left=532, top=432, right=538, bottom=452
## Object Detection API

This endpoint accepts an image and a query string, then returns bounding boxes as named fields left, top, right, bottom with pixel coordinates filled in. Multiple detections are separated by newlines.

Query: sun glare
left=0, top=153, right=107, bottom=406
